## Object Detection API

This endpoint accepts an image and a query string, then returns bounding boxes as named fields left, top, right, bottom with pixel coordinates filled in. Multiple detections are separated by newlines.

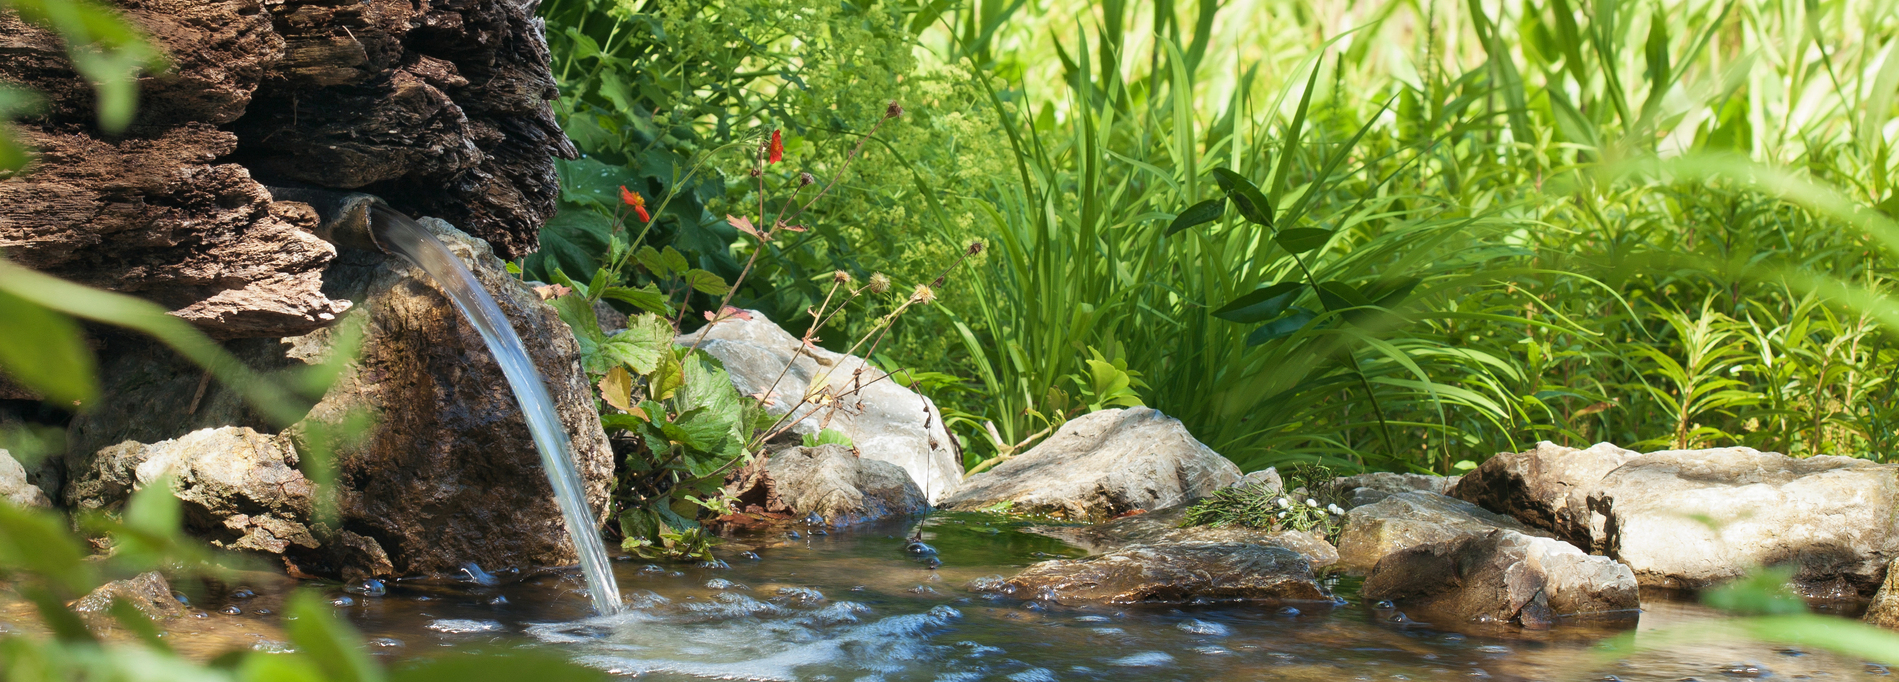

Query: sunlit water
left=261, top=513, right=1888, bottom=681
left=369, top=205, right=622, bottom=614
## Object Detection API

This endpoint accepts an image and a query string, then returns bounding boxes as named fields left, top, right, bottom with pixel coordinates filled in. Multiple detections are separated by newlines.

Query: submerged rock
left=71, top=571, right=183, bottom=623
left=1449, top=441, right=1641, bottom=551
left=1331, top=472, right=1461, bottom=509
left=678, top=310, right=962, bottom=502
left=1026, top=506, right=1338, bottom=568
left=1866, top=558, right=1899, bottom=630
left=287, top=219, right=614, bottom=578
left=1335, top=491, right=1551, bottom=574
left=1362, top=529, right=1640, bottom=629
left=0, top=449, right=50, bottom=507
left=721, top=444, right=927, bottom=528
left=942, top=408, right=1241, bottom=520
left=67, top=427, right=317, bottom=555
left=979, top=542, right=1329, bottom=605
left=1588, top=447, right=1899, bottom=596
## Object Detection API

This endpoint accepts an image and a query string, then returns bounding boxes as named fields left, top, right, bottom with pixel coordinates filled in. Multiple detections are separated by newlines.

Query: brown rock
left=1449, top=441, right=1641, bottom=550
left=1362, top=529, right=1640, bottom=629
left=1867, top=558, right=1899, bottom=630
left=287, top=218, right=613, bottom=576
left=1336, top=491, right=1551, bottom=574
left=721, top=444, right=927, bottom=528
left=0, top=126, right=349, bottom=338
left=974, top=542, right=1330, bottom=605
left=66, top=427, right=318, bottom=555
left=1027, top=506, right=1339, bottom=568
left=71, top=571, right=183, bottom=622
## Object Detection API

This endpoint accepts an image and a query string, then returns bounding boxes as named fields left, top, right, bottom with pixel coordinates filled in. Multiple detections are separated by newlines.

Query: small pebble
left=488, top=595, right=509, bottom=605
left=230, top=589, right=256, bottom=600
left=368, top=637, right=404, bottom=648
left=220, top=605, right=242, bottom=615
left=330, top=596, right=355, bottom=607
left=347, top=579, right=387, bottom=597
left=742, top=552, right=762, bottom=561
left=1177, top=619, right=1230, bottom=636
left=1276, top=606, right=1301, bottom=616
left=786, top=531, right=803, bottom=539
left=699, top=559, right=730, bottom=569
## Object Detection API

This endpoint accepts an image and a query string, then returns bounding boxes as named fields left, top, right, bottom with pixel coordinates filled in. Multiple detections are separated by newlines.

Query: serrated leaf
left=660, top=246, right=690, bottom=276
left=599, top=366, right=634, bottom=413
left=649, top=351, right=684, bottom=401
left=1210, top=168, right=1274, bottom=227
left=1273, top=227, right=1333, bottom=253
left=601, top=284, right=670, bottom=316
left=1246, top=309, right=1318, bottom=345
left=1165, top=198, right=1226, bottom=236
left=596, top=314, right=673, bottom=375
left=1212, top=282, right=1304, bottom=323
left=683, top=269, right=730, bottom=296
left=636, top=245, right=674, bottom=279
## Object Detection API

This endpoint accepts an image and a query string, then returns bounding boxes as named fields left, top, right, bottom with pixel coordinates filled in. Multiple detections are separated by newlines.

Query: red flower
left=768, top=129, right=784, bottom=165
left=620, top=185, right=650, bottom=223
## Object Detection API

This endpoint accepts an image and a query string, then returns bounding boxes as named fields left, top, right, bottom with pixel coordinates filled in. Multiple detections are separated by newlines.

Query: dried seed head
left=967, top=242, right=984, bottom=255
left=799, top=172, right=817, bottom=187
left=885, top=101, right=904, bottom=119
left=832, top=270, right=852, bottom=284
left=909, top=284, right=936, bottom=305
left=749, top=168, right=762, bottom=177
left=868, top=272, right=891, bottom=294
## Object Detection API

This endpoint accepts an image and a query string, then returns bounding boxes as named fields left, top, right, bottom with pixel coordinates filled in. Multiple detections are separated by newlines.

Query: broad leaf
left=683, top=268, right=731, bottom=296
left=599, top=366, right=634, bottom=412
left=1246, top=309, right=1318, bottom=345
left=1273, top=227, right=1333, bottom=254
left=0, top=288, right=97, bottom=406
left=1210, top=168, right=1274, bottom=227
left=1314, top=281, right=1373, bottom=311
left=596, top=314, right=673, bottom=376
left=1165, top=198, right=1226, bottom=236
left=1212, top=282, right=1303, bottom=323
left=282, top=592, right=380, bottom=682
left=601, top=284, right=671, bottom=316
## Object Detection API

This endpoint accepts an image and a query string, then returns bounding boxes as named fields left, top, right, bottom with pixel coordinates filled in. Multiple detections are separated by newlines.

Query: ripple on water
left=425, top=619, right=505, bottom=634
left=1108, top=652, right=1174, bottom=667
left=1177, top=618, right=1230, bottom=636
left=1005, top=668, right=1057, bottom=682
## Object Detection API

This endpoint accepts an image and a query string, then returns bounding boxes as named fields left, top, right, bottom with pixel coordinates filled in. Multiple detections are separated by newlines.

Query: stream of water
left=369, top=205, right=624, bottom=615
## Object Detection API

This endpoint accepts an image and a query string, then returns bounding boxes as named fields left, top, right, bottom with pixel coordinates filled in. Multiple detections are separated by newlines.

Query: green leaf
left=524, top=205, right=612, bottom=284
left=599, top=313, right=674, bottom=375
left=281, top=591, right=381, bottom=682
left=683, top=269, right=730, bottom=296
left=1165, top=198, right=1226, bottom=236
left=601, top=284, right=671, bottom=316
left=636, top=246, right=675, bottom=279
left=801, top=428, right=855, bottom=448
left=0, top=496, right=97, bottom=594
left=1273, top=227, right=1333, bottom=254
left=1314, top=281, right=1373, bottom=310
left=1213, top=282, right=1304, bottom=323
left=1246, top=309, right=1317, bottom=345
left=550, top=293, right=606, bottom=346
left=239, top=653, right=328, bottom=682
left=123, top=472, right=181, bottom=539
left=0, top=288, right=98, bottom=406
left=1210, top=168, right=1274, bottom=227
left=391, top=651, right=612, bottom=682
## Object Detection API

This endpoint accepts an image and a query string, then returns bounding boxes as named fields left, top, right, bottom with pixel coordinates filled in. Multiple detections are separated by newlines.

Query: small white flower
left=1276, top=511, right=1287, bottom=519
left=1328, top=504, right=1344, bottom=515
left=1305, top=498, right=1320, bottom=508
left=1276, top=498, right=1291, bottom=509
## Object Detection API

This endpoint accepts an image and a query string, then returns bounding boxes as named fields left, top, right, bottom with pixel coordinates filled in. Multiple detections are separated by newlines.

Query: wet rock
left=1865, top=558, right=1899, bottom=630
left=1449, top=441, right=1641, bottom=551
left=1026, top=506, right=1338, bottom=568
left=679, top=310, right=962, bottom=502
left=942, top=408, right=1241, bottom=520
left=1331, top=472, right=1461, bottom=509
left=1362, top=529, right=1640, bottom=629
left=66, top=427, right=317, bottom=554
left=287, top=218, right=613, bottom=577
left=977, top=542, right=1328, bottom=605
left=71, top=571, right=183, bottom=622
left=1335, top=491, right=1551, bottom=574
left=720, top=444, right=927, bottom=528
left=330, top=530, right=395, bottom=583
left=1587, top=447, right=1899, bottom=595
left=0, top=449, right=50, bottom=507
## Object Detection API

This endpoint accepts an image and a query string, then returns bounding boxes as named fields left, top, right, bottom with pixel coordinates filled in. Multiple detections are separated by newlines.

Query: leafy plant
left=801, top=428, right=854, bottom=448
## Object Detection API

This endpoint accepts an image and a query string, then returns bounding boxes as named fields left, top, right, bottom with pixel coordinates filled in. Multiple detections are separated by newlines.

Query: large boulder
left=285, top=218, right=613, bottom=577
left=0, top=449, right=50, bottom=507
left=1335, top=491, right=1550, bottom=574
left=1449, top=441, right=1641, bottom=550
left=67, top=427, right=317, bottom=555
left=720, top=444, right=927, bottom=527
left=1331, top=472, right=1460, bottom=509
left=1362, top=529, right=1639, bottom=629
left=1027, top=506, right=1338, bottom=568
left=974, top=542, right=1329, bottom=605
left=1867, top=558, right=1899, bottom=630
left=1588, top=447, right=1899, bottom=596
left=941, top=408, right=1241, bottom=520
left=678, top=310, right=962, bottom=502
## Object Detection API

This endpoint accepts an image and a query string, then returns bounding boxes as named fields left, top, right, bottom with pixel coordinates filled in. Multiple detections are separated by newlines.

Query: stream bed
left=158, top=513, right=1899, bottom=680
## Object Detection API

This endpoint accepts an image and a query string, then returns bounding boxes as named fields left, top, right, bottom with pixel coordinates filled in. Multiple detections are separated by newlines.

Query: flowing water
left=369, top=205, right=623, bottom=615
left=269, top=513, right=1885, bottom=681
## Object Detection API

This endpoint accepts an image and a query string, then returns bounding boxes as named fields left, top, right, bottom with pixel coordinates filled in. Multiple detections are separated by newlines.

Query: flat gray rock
left=1026, top=506, right=1338, bottom=568
left=0, top=448, right=49, bottom=507
left=942, top=408, right=1241, bottom=520
left=1362, top=529, right=1639, bottom=629
left=975, top=541, right=1330, bottom=605
left=1450, top=441, right=1641, bottom=551
left=1336, top=491, right=1550, bottom=574
left=1588, top=447, right=1899, bottom=595
left=680, top=311, right=962, bottom=502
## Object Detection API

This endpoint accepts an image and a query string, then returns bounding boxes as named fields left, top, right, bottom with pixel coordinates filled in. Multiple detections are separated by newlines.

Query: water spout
left=273, top=185, right=623, bottom=614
